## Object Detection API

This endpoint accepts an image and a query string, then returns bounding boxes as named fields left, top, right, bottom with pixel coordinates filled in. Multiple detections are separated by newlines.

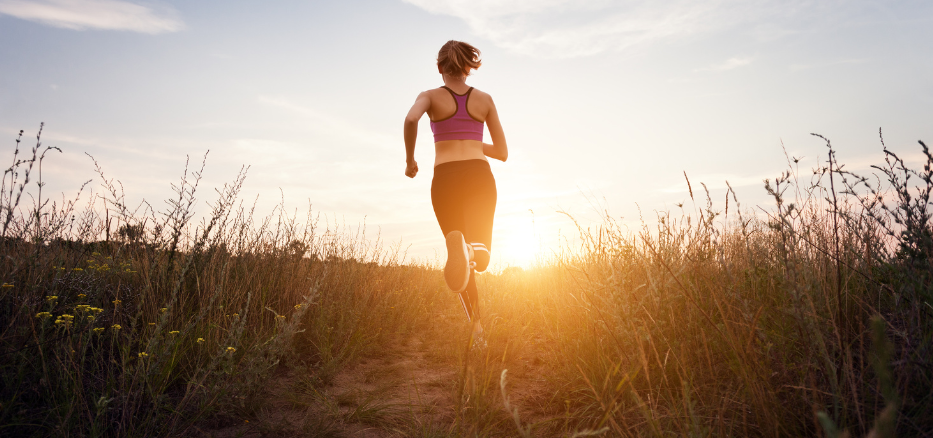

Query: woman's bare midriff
left=434, top=139, right=487, bottom=167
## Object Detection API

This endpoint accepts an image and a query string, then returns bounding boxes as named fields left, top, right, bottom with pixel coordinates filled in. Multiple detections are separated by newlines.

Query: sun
left=498, top=227, right=540, bottom=268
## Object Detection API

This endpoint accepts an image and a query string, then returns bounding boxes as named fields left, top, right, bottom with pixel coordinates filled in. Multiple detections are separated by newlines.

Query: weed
left=1, top=125, right=930, bottom=437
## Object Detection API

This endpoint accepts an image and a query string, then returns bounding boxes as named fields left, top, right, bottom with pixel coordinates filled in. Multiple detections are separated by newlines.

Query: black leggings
left=431, top=159, right=497, bottom=322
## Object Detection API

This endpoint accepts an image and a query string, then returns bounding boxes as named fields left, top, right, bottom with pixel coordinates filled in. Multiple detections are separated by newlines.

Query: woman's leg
left=431, top=160, right=497, bottom=324
left=457, top=271, right=479, bottom=322
left=462, top=164, right=497, bottom=272
left=432, top=166, right=467, bottom=286
left=458, top=162, right=497, bottom=326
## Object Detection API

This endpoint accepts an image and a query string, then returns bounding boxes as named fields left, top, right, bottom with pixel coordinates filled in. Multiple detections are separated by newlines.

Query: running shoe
left=445, top=230, right=472, bottom=292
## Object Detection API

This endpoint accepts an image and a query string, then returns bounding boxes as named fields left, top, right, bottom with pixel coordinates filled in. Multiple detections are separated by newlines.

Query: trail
left=198, top=325, right=556, bottom=437
left=323, top=335, right=460, bottom=436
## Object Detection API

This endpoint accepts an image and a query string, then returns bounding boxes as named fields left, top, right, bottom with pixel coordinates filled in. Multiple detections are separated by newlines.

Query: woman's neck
left=442, top=75, right=469, bottom=93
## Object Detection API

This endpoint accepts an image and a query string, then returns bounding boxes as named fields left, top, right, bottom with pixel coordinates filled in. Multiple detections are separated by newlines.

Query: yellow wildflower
left=294, top=304, right=302, bottom=310
left=276, top=315, right=286, bottom=320
left=160, top=307, right=167, bottom=313
left=93, top=327, right=105, bottom=334
left=46, top=296, right=58, bottom=302
left=148, top=323, right=155, bottom=327
left=113, top=299, right=121, bottom=305
left=75, top=305, right=90, bottom=312
left=73, top=268, right=83, bottom=271
left=87, top=316, right=95, bottom=321
left=111, top=324, right=121, bottom=330
left=77, top=294, right=86, bottom=298
left=92, top=252, right=100, bottom=256
left=35, top=312, right=52, bottom=319
left=168, top=330, right=179, bottom=335
left=226, top=347, right=236, bottom=353
left=232, top=313, right=239, bottom=318
left=1, top=283, right=13, bottom=288
left=196, top=338, right=205, bottom=344
left=90, top=307, right=103, bottom=314
left=138, top=352, right=148, bottom=358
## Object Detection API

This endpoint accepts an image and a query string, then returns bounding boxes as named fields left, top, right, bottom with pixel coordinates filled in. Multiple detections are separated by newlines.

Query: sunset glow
left=2, top=0, right=931, bottom=267
left=493, top=215, right=542, bottom=269
left=3, top=2, right=933, bottom=436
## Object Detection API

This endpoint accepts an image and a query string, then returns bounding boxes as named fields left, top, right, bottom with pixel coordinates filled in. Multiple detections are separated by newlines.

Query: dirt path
left=198, top=324, right=558, bottom=437
left=323, top=335, right=460, bottom=437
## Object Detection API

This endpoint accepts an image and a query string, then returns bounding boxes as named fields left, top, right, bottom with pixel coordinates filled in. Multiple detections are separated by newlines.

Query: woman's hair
left=437, top=40, right=481, bottom=78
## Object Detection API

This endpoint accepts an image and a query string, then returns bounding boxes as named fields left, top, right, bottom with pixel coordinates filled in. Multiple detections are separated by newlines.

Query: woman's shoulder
left=420, top=87, right=450, bottom=99
left=418, top=87, right=442, bottom=96
left=469, top=88, right=496, bottom=108
left=413, top=88, right=447, bottom=106
left=469, top=87, right=494, bottom=101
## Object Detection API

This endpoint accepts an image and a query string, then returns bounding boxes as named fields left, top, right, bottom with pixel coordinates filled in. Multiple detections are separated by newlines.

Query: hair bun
left=437, top=40, right=482, bottom=78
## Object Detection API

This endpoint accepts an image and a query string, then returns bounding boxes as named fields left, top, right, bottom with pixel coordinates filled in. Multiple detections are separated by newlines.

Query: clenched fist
left=405, top=161, right=419, bottom=178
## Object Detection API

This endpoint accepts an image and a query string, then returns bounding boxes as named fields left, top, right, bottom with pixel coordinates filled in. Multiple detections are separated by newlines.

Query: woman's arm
left=403, top=92, right=431, bottom=178
left=483, top=96, right=508, bottom=162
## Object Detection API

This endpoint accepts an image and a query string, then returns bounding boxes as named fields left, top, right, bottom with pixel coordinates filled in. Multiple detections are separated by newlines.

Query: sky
left=1, top=0, right=932, bottom=268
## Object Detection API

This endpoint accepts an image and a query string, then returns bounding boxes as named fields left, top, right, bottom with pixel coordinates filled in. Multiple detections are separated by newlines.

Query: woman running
left=403, top=40, right=508, bottom=346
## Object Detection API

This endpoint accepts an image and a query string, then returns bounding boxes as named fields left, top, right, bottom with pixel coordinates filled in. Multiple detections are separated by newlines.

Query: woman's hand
left=405, top=160, right=419, bottom=178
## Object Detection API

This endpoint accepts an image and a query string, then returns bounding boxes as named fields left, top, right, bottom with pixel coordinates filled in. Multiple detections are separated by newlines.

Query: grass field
left=1, top=125, right=931, bottom=437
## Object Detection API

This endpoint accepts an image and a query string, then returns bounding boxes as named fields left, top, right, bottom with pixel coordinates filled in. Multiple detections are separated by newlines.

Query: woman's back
left=402, top=39, right=507, bottom=174
left=426, top=86, right=493, bottom=123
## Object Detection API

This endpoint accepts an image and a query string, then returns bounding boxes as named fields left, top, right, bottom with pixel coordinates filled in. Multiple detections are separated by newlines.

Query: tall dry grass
left=1, top=125, right=930, bottom=437
left=475, top=131, right=931, bottom=437
left=0, top=125, right=451, bottom=436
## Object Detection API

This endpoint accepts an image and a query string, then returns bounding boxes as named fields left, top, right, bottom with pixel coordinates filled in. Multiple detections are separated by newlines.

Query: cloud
left=789, top=58, right=867, bottom=72
left=0, top=0, right=183, bottom=33
left=257, top=96, right=395, bottom=151
left=695, top=56, right=754, bottom=72
left=402, top=0, right=820, bottom=58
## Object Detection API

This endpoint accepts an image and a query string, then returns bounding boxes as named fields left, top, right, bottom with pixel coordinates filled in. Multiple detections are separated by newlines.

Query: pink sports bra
left=430, top=86, right=484, bottom=143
